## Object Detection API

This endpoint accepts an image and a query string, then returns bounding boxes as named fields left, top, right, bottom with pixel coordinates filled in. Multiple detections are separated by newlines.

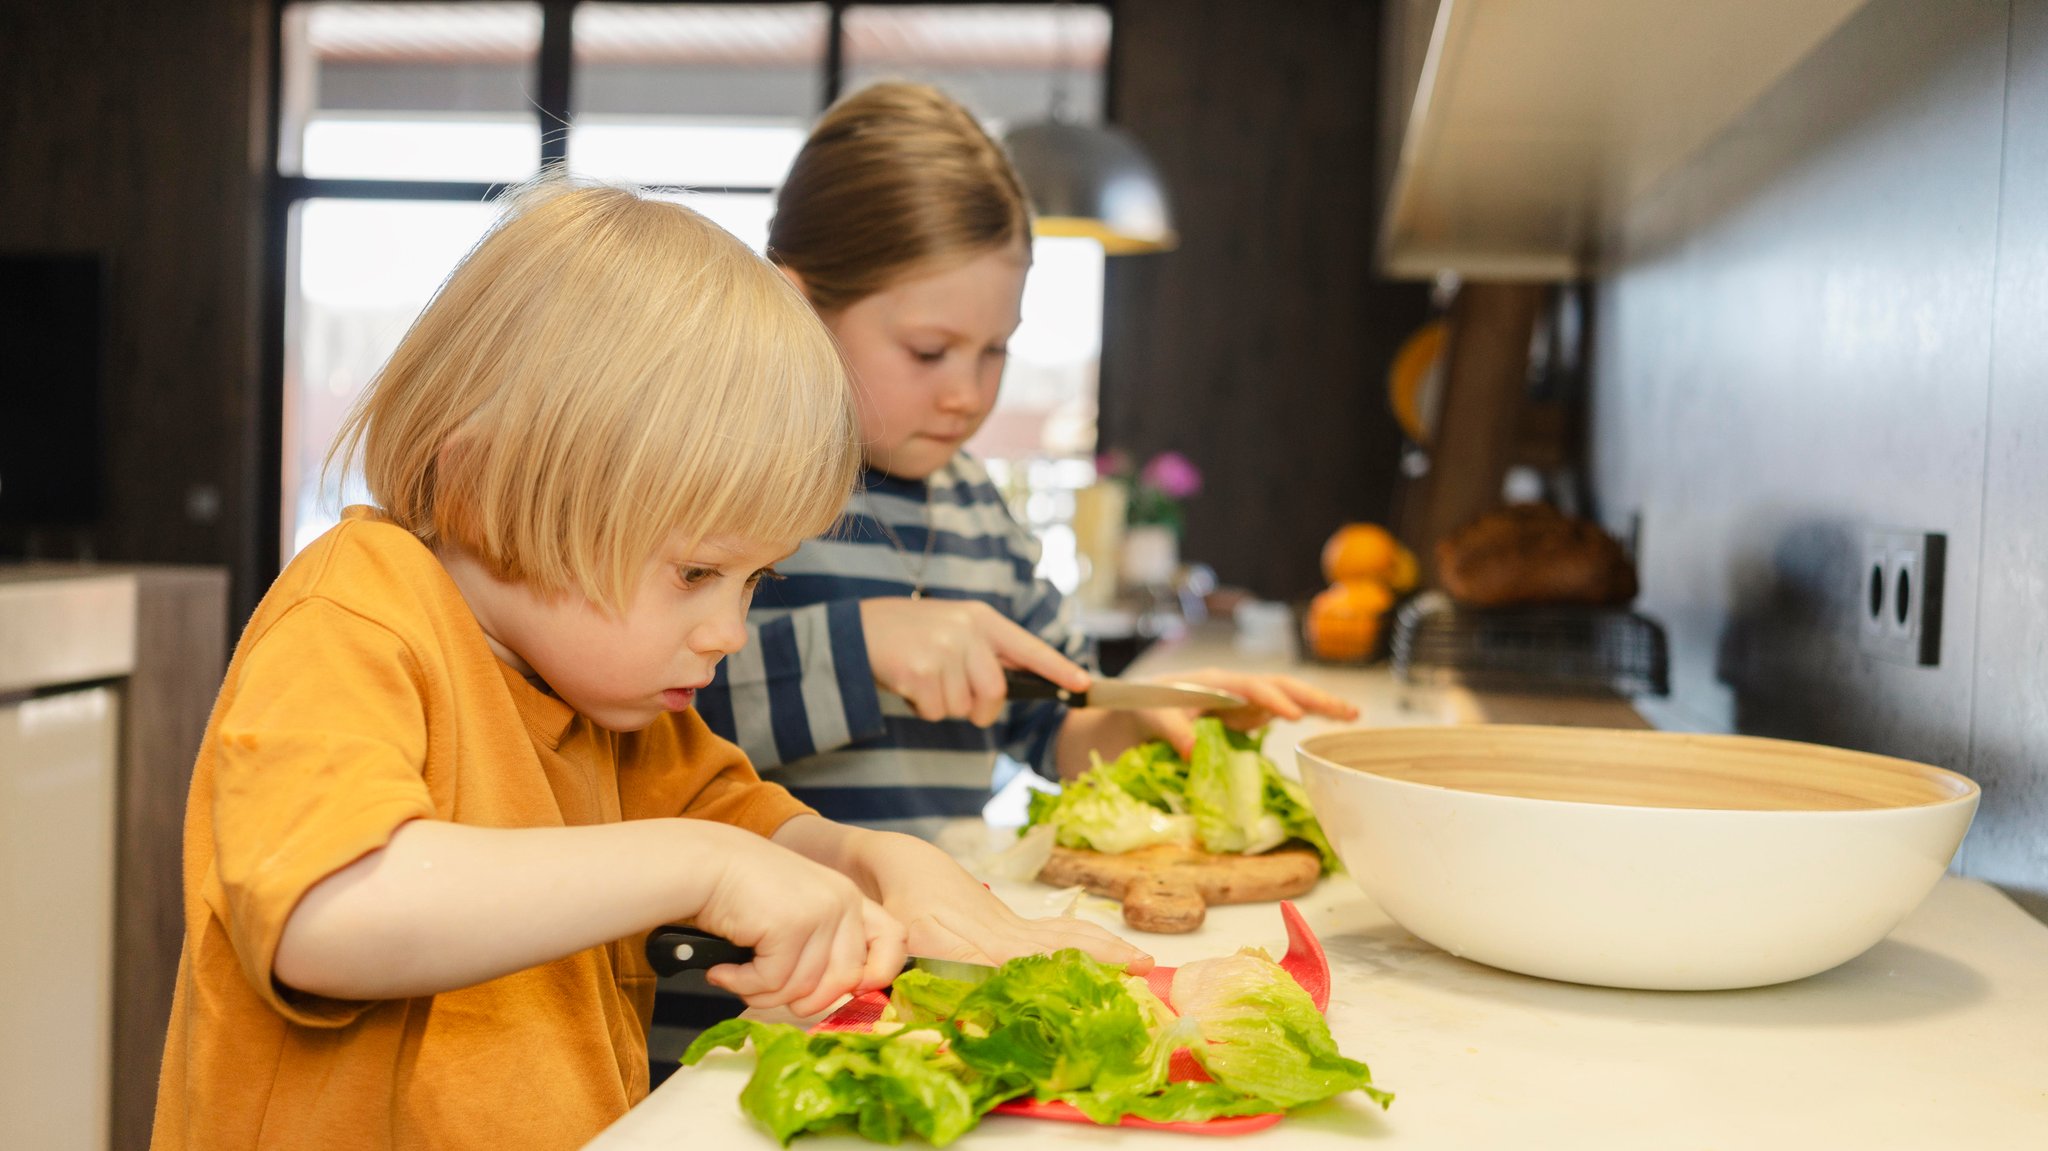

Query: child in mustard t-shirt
left=151, top=181, right=1148, bottom=1151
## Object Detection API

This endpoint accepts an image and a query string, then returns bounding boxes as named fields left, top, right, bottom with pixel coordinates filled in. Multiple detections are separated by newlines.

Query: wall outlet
left=1859, top=528, right=1944, bottom=666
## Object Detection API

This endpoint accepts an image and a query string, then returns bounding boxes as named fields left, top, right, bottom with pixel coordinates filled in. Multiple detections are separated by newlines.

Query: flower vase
left=1120, top=524, right=1180, bottom=590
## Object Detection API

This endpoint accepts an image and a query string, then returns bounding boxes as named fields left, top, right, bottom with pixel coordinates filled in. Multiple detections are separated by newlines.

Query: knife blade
left=1003, top=669, right=1246, bottom=711
left=646, top=925, right=999, bottom=986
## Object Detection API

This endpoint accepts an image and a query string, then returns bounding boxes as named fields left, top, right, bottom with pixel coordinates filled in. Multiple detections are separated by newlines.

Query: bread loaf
left=1435, top=503, right=1637, bottom=608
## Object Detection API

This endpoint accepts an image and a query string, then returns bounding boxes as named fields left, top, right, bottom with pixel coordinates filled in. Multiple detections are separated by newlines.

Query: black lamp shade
left=1002, top=120, right=1178, bottom=254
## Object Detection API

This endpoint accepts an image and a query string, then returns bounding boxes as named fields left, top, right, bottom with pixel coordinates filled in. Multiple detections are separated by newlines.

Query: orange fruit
left=1305, top=579, right=1394, bottom=662
left=1386, top=544, right=1419, bottom=594
left=1322, top=523, right=1400, bottom=583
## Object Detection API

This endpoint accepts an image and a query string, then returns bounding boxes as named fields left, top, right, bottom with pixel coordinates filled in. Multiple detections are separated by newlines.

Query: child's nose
left=935, top=362, right=984, bottom=413
left=693, top=598, right=750, bottom=657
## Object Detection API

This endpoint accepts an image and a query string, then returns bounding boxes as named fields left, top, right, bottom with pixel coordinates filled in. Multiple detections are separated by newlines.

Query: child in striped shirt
left=696, top=83, right=1357, bottom=840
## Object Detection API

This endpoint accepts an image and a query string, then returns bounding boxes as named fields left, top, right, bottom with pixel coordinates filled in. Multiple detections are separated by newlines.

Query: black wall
left=2, top=0, right=1423, bottom=619
left=0, top=0, right=270, bottom=622
left=1102, top=0, right=1431, bottom=602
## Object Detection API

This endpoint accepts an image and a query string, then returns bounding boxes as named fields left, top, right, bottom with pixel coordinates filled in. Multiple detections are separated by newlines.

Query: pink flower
left=1140, top=451, right=1202, bottom=500
left=1095, top=448, right=1134, bottom=480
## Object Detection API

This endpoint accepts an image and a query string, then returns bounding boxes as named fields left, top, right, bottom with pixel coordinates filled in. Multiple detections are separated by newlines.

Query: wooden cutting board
left=1037, top=842, right=1322, bottom=934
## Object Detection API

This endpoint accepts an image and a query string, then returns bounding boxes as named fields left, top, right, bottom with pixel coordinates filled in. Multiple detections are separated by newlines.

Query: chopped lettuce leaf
left=884, top=968, right=978, bottom=1028
left=942, top=950, right=1162, bottom=1101
left=1028, top=767, right=1197, bottom=855
left=1264, top=768, right=1341, bottom=871
left=1186, top=721, right=1290, bottom=854
left=691, top=946, right=1391, bottom=1144
left=1028, top=717, right=1334, bottom=870
left=681, top=1018, right=1019, bottom=1147
left=1170, top=951, right=1393, bottom=1110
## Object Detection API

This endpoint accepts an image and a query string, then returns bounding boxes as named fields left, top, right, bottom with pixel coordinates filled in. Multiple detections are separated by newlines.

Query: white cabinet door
left=1, top=685, right=119, bottom=1151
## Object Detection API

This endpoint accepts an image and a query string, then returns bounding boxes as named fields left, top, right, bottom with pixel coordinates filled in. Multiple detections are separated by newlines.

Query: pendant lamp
left=1002, top=119, right=1178, bottom=253
left=1000, top=2, right=1177, bottom=254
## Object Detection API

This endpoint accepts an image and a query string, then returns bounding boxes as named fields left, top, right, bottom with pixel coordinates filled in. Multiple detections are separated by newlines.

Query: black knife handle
left=647, top=926, right=755, bottom=977
left=1003, top=668, right=1085, bottom=705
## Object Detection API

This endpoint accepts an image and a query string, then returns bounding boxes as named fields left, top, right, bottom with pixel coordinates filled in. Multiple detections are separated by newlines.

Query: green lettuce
left=1025, top=718, right=1339, bottom=871
left=695, top=947, right=1389, bottom=1145
left=1171, top=951, right=1393, bottom=1110
left=680, top=1019, right=1017, bottom=1147
left=1026, top=745, right=1197, bottom=854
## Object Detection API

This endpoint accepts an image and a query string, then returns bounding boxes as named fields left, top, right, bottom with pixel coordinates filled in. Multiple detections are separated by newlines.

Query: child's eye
left=983, top=345, right=1009, bottom=359
left=912, top=347, right=946, bottom=364
left=745, top=567, right=785, bottom=589
left=677, top=565, right=718, bottom=588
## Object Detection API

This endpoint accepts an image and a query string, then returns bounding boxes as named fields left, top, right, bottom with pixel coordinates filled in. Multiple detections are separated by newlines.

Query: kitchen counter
left=2, top=563, right=229, bottom=1151
left=586, top=626, right=2048, bottom=1148
left=592, top=860, right=2048, bottom=1149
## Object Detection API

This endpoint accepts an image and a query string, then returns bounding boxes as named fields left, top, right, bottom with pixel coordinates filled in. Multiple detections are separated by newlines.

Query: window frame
left=259, top=0, right=1118, bottom=581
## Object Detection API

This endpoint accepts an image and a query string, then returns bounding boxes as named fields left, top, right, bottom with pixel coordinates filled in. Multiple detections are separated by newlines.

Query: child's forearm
left=273, top=817, right=744, bottom=1001
left=770, top=815, right=943, bottom=904
left=771, top=813, right=880, bottom=891
left=1052, top=709, right=1149, bottom=780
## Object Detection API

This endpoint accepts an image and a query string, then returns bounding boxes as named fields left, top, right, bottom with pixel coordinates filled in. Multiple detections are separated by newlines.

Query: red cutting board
left=811, top=900, right=1331, bottom=1136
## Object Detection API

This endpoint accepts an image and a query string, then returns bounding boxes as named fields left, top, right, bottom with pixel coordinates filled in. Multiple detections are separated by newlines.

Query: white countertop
left=592, top=854, right=2048, bottom=1150
left=586, top=628, right=2048, bottom=1148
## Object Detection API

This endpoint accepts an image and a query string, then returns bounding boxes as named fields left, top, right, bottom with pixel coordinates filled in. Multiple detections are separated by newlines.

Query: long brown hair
left=768, top=82, right=1032, bottom=312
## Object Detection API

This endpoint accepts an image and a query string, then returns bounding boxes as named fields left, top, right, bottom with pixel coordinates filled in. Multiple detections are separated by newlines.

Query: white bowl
left=1295, top=725, right=1979, bottom=990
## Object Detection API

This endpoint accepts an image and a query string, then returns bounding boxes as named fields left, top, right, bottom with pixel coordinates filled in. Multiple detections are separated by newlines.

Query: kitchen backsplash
left=1589, top=0, right=2046, bottom=919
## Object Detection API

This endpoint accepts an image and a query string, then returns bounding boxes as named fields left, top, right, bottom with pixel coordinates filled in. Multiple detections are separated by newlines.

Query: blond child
left=695, top=83, right=1357, bottom=839
left=151, top=181, right=1147, bottom=1150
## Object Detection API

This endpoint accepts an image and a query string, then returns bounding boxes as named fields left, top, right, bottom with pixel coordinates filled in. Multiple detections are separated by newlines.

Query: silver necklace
left=868, top=483, right=938, bottom=599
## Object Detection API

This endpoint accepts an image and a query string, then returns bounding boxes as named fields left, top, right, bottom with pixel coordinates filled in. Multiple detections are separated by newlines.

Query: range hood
left=1378, top=0, right=1873, bottom=280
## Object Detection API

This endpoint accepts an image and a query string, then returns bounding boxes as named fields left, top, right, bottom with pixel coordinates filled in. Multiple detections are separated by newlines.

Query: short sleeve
left=206, top=599, right=439, bottom=1027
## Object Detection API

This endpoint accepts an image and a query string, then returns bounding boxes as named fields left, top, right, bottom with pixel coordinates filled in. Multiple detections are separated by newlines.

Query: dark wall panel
left=0, top=0, right=269, bottom=621
left=1102, top=0, right=1430, bottom=602
left=1972, top=0, right=2048, bottom=920
left=1590, top=0, right=2046, bottom=911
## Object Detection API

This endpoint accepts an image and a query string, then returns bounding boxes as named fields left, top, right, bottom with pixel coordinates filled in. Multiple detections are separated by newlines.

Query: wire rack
left=1390, top=591, right=1669, bottom=697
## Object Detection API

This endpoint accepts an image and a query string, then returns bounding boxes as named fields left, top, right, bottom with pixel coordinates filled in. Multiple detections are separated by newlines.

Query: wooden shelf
left=1379, top=0, right=1873, bottom=280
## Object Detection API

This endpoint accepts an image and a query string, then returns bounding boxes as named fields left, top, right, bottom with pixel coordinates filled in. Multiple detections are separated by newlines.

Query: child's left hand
left=850, top=831, right=1155, bottom=974
left=1137, top=668, right=1359, bottom=758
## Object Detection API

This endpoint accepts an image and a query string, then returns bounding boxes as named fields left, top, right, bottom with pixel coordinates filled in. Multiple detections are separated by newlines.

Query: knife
left=646, top=925, right=1000, bottom=986
left=1003, top=669, right=1246, bottom=711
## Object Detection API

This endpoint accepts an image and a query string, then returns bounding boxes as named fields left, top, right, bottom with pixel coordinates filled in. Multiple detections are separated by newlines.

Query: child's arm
left=1051, top=669, right=1361, bottom=779
left=273, top=816, right=905, bottom=1017
left=772, top=814, right=1154, bottom=973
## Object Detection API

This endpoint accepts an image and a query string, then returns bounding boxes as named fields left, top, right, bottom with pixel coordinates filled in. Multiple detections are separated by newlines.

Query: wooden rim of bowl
left=1296, top=725, right=1979, bottom=813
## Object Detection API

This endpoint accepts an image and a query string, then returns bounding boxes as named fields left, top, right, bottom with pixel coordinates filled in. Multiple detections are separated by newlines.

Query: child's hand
left=860, top=597, right=1091, bottom=726
left=848, top=830, right=1154, bottom=974
left=1136, top=668, right=1360, bottom=758
left=694, top=830, right=908, bottom=1016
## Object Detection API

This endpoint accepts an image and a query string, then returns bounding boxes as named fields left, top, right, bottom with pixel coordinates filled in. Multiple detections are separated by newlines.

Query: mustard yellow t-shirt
left=152, top=507, right=813, bottom=1150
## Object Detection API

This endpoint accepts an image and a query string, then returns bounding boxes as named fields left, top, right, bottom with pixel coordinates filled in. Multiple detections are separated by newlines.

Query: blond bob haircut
left=768, top=81, right=1032, bottom=313
left=327, top=179, right=859, bottom=613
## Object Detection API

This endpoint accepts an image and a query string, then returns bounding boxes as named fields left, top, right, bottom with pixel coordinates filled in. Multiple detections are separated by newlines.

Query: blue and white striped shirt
left=695, top=456, right=1090, bottom=840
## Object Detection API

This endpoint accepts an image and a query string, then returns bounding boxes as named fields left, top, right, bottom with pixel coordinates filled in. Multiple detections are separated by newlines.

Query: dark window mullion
left=824, top=2, right=845, bottom=110
left=538, top=0, right=575, bottom=170
left=277, top=177, right=516, bottom=203
left=277, top=179, right=781, bottom=203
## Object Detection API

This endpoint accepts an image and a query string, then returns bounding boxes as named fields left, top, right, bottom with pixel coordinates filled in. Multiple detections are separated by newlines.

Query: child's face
left=822, top=243, right=1029, bottom=480
left=461, top=531, right=798, bottom=732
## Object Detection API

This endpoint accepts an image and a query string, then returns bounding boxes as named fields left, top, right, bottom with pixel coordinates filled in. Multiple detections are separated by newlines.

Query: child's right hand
left=860, top=597, right=1091, bottom=726
left=692, top=828, right=908, bottom=1016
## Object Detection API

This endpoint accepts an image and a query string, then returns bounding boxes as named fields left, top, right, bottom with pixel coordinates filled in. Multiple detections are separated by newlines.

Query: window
left=273, top=1, right=1112, bottom=588
left=279, top=3, right=544, bottom=182
left=568, top=3, right=826, bottom=249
